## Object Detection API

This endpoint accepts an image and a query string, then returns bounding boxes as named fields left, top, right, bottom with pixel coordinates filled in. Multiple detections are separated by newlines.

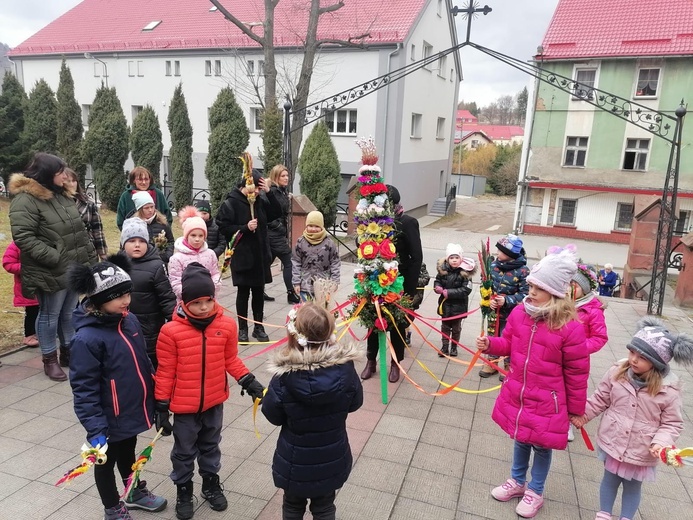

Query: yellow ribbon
left=252, top=388, right=269, bottom=439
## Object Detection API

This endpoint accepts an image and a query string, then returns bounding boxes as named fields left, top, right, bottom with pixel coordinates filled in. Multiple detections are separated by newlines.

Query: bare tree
left=496, top=95, right=514, bottom=125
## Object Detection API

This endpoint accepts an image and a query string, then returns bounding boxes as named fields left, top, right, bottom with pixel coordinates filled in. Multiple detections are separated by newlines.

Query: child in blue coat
left=69, top=254, right=166, bottom=520
left=262, top=303, right=363, bottom=520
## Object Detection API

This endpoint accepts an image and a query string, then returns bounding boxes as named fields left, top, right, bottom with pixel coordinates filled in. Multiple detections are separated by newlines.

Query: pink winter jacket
left=168, top=238, right=221, bottom=300
left=584, top=362, right=683, bottom=467
left=576, top=295, right=608, bottom=355
left=2, top=241, right=39, bottom=307
left=487, top=304, right=590, bottom=450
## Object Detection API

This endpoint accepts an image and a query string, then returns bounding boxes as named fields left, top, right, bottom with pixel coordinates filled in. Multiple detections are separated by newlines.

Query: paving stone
left=419, top=421, right=471, bottom=451
left=360, top=432, right=417, bottom=464
left=9, top=390, right=73, bottom=415
left=0, top=384, right=38, bottom=407
left=0, top=436, right=33, bottom=464
left=13, top=371, right=64, bottom=391
left=0, top=478, right=77, bottom=519
left=3, top=415, right=73, bottom=444
left=334, top=483, right=396, bottom=520
left=411, top=442, right=467, bottom=478
left=373, top=414, right=425, bottom=441
left=0, top=443, right=74, bottom=480
left=223, top=460, right=277, bottom=500
left=0, top=408, right=39, bottom=434
left=390, top=496, right=457, bottom=519
left=385, top=396, right=433, bottom=420
left=0, top=470, right=30, bottom=501
left=399, top=466, right=461, bottom=510
left=427, top=402, right=475, bottom=429
left=348, top=456, right=408, bottom=494
left=347, top=407, right=384, bottom=432
left=0, top=365, right=42, bottom=386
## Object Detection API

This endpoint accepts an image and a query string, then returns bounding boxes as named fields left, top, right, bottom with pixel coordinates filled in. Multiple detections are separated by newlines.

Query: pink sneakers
left=595, top=513, right=612, bottom=520
left=515, top=489, right=544, bottom=518
left=491, top=479, right=527, bottom=501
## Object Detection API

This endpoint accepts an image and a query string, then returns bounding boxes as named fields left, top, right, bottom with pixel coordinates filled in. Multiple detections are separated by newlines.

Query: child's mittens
left=154, top=400, right=173, bottom=436
left=238, top=373, right=265, bottom=402
left=89, top=435, right=107, bottom=449
left=434, top=286, right=444, bottom=295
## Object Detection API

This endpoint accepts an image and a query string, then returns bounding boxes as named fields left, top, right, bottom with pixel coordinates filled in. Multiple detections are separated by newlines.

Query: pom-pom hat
left=120, top=217, right=149, bottom=247
left=526, top=248, right=577, bottom=298
left=496, top=234, right=524, bottom=259
left=627, top=317, right=693, bottom=376
left=132, top=191, right=155, bottom=211
left=446, top=243, right=463, bottom=259
left=68, top=253, right=133, bottom=308
left=178, top=206, right=207, bottom=241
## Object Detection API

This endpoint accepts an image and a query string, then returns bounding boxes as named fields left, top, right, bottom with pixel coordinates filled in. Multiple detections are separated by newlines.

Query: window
left=410, top=43, right=416, bottom=61
left=165, top=60, right=172, bottom=76
left=422, top=41, right=433, bottom=70
left=436, top=117, right=446, bottom=139
left=635, top=68, right=660, bottom=97
left=438, top=55, right=447, bottom=79
left=411, top=113, right=422, bottom=138
left=324, top=109, right=358, bottom=134
left=471, top=139, right=479, bottom=149
left=675, top=210, right=692, bottom=235
left=174, top=60, right=180, bottom=77
left=137, top=61, right=144, bottom=77
left=450, top=68, right=455, bottom=82
left=128, top=61, right=136, bottom=77
left=258, top=60, right=265, bottom=76
left=622, top=138, right=649, bottom=170
left=82, top=104, right=91, bottom=126
left=437, top=0, right=443, bottom=16
left=214, top=60, right=222, bottom=76
left=205, top=60, right=212, bottom=76
left=132, top=105, right=143, bottom=120
left=246, top=60, right=255, bottom=76
left=564, top=136, right=588, bottom=167
left=250, top=107, right=263, bottom=132
left=93, top=63, right=101, bottom=77
left=142, top=20, right=161, bottom=31
left=572, top=68, right=596, bottom=100
left=614, top=202, right=634, bottom=231
left=557, top=199, right=577, bottom=226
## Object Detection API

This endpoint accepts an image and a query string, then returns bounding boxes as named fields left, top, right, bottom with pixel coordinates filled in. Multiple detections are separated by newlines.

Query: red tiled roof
left=455, top=123, right=523, bottom=140
left=9, top=0, right=427, bottom=56
left=456, top=109, right=478, bottom=122
left=540, top=0, right=693, bottom=60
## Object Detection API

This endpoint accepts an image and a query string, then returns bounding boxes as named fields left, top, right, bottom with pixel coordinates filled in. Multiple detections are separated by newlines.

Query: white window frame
left=214, top=60, right=222, bottom=76
left=437, top=0, right=443, bottom=16
left=165, top=60, right=172, bottom=76
left=557, top=198, right=577, bottom=226
left=246, top=60, right=255, bottom=76
left=204, top=60, right=212, bottom=76
left=634, top=67, right=660, bottom=99
left=132, top=105, right=144, bottom=121
left=622, top=138, right=650, bottom=171
left=410, top=43, right=416, bottom=61
left=128, top=60, right=136, bottom=77
left=437, top=55, right=447, bottom=79
left=258, top=60, right=265, bottom=77
left=436, top=117, right=446, bottom=140
left=411, top=113, right=422, bottom=139
left=563, top=136, right=589, bottom=167
left=471, top=139, right=479, bottom=149
left=93, top=63, right=101, bottom=77
left=614, top=202, right=634, bottom=231
left=82, top=104, right=91, bottom=127
left=422, top=41, right=433, bottom=70
left=324, top=109, right=358, bottom=135
left=136, top=60, right=144, bottom=77
left=675, top=210, right=692, bottom=235
left=250, top=107, right=263, bottom=133
left=174, top=60, right=180, bottom=77
left=571, top=66, right=598, bottom=100
left=450, top=68, right=455, bottom=82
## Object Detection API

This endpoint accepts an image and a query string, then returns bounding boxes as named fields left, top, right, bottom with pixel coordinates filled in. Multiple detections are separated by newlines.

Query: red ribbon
left=580, top=426, right=595, bottom=451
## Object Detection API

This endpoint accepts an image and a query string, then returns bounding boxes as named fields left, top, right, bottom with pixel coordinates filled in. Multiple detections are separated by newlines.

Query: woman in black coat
left=216, top=171, right=281, bottom=342
left=267, top=165, right=301, bottom=304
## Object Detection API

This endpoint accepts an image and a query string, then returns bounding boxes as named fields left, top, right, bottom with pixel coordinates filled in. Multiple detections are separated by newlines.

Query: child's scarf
left=303, top=227, right=326, bottom=245
left=182, top=238, right=201, bottom=252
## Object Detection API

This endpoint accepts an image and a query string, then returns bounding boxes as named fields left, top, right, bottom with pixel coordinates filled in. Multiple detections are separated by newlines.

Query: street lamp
left=84, top=52, right=108, bottom=87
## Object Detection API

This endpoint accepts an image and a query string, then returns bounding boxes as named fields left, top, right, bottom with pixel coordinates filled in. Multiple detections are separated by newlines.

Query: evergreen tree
left=167, top=83, right=194, bottom=210
left=24, top=79, right=58, bottom=155
left=261, top=101, right=283, bottom=172
left=56, top=60, right=86, bottom=183
left=130, top=105, right=163, bottom=185
left=298, top=121, right=341, bottom=228
left=83, top=87, right=129, bottom=210
left=515, top=86, right=529, bottom=125
left=205, top=87, right=249, bottom=211
left=0, top=72, right=29, bottom=180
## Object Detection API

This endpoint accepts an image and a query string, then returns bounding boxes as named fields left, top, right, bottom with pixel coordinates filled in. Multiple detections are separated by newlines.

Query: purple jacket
left=585, top=363, right=683, bottom=467
left=576, top=295, right=608, bottom=355
left=487, top=305, right=590, bottom=450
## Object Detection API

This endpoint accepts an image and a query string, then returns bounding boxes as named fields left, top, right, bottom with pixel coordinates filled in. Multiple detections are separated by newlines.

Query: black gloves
left=238, top=373, right=265, bottom=402
left=154, top=400, right=173, bottom=436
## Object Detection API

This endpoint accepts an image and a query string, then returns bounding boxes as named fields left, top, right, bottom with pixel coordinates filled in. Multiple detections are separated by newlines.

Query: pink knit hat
left=178, top=206, right=207, bottom=241
left=526, top=248, right=577, bottom=298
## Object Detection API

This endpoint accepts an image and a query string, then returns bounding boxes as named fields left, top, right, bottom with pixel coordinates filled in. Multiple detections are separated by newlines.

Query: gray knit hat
left=120, top=217, right=149, bottom=247
left=527, top=249, right=577, bottom=298
left=627, top=317, right=693, bottom=375
left=572, top=264, right=598, bottom=295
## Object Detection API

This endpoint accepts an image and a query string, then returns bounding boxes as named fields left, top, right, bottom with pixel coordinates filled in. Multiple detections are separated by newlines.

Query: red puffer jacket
left=487, top=304, right=590, bottom=450
left=155, top=304, right=250, bottom=414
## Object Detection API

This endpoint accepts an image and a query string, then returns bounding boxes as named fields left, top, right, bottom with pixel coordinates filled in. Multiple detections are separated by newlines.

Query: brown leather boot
left=43, top=351, right=67, bottom=381
left=388, top=360, right=401, bottom=383
left=360, top=359, right=376, bottom=380
left=59, top=346, right=70, bottom=368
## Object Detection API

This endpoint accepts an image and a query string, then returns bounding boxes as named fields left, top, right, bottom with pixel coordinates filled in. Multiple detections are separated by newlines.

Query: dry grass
left=0, top=198, right=182, bottom=355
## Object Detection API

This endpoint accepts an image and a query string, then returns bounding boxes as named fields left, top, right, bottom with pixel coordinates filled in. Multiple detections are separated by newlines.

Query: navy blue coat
left=70, top=303, right=155, bottom=443
left=261, top=342, right=364, bottom=498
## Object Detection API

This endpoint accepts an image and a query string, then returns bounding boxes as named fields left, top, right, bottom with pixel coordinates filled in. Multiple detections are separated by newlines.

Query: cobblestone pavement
left=1, top=225, right=692, bottom=519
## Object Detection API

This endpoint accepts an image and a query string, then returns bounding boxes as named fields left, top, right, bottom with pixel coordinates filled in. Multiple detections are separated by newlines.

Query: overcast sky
left=2, top=0, right=560, bottom=107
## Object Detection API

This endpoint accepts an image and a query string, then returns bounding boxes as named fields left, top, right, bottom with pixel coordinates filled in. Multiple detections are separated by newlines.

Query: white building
left=8, top=0, right=461, bottom=216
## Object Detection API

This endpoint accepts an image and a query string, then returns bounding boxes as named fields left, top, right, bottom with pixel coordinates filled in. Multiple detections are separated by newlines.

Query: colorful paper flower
left=379, top=239, right=397, bottom=260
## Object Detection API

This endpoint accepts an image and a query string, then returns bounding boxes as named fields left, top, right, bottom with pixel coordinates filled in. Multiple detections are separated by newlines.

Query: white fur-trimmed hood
left=267, top=341, right=365, bottom=375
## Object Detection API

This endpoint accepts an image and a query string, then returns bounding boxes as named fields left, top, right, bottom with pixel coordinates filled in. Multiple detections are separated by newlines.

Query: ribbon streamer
left=55, top=443, right=108, bottom=487
left=580, top=426, right=594, bottom=451
left=122, top=428, right=164, bottom=500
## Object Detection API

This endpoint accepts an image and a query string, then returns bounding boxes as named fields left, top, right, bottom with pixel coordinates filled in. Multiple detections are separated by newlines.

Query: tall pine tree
left=167, top=84, right=194, bottom=211
left=130, top=105, right=163, bottom=185
left=205, top=87, right=249, bottom=212
left=0, top=72, right=29, bottom=180
left=56, top=60, right=86, bottom=183
left=298, top=121, right=341, bottom=228
left=24, top=79, right=58, bottom=155
left=83, top=86, right=129, bottom=210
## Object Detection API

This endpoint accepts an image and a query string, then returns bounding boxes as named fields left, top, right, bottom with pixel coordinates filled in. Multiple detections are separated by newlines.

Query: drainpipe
left=382, top=43, right=402, bottom=181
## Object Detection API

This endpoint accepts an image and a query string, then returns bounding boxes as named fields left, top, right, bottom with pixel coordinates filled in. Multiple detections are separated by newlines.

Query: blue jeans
left=36, top=289, right=79, bottom=355
left=510, top=440, right=553, bottom=495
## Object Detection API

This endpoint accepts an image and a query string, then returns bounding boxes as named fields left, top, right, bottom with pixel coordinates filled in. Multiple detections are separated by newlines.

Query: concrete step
left=430, top=197, right=447, bottom=216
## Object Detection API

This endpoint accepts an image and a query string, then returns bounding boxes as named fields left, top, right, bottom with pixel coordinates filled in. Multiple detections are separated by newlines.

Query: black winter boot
left=450, top=345, right=458, bottom=357
left=201, top=474, right=227, bottom=511
left=59, top=345, right=70, bottom=367
left=439, top=343, right=449, bottom=358
left=238, top=319, right=249, bottom=343
left=252, top=324, right=269, bottom=342
left=175, top=481, right=194, bottom=520
left=287, top=291, right=301, bottom=304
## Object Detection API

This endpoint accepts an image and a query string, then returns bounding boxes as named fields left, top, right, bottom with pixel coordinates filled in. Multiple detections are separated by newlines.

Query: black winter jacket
left=267, top=185, right=292, bottom=257
left=394, top=213, right=423, bottom=298
left=434, top=258, right=476, bottom=318
left=128, top=245, right=176, bottom=356
left=70, top=304, right=155, bottom=443
left=215, top=188, right=281, bottom=287
left=205, top=218, right=227, bottom=258
left=262, top=342, right=363, bottom=498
